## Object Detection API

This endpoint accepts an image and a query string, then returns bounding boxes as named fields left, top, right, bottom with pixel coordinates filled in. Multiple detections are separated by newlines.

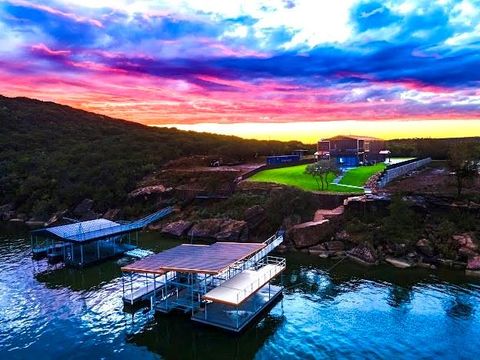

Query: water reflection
left=128, top=312, right=285, bottom=360
left=1, top=224, right=480, bottom=359
left=387, top=285, right=413, bottom=308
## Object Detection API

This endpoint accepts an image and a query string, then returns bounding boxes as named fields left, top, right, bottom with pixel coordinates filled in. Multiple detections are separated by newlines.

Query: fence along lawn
left=248, top=163, right=386, bottom=193
left=338, top=162, right=387, bottom=187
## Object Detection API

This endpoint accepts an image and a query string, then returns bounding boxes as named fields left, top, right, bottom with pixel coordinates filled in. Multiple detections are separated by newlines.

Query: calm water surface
left=1, top=223, right=479, bottom=359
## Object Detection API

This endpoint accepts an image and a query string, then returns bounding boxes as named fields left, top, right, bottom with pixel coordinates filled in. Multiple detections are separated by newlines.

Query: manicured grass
left=338, top=163, right=387, bottom=187
left=248, top=162, right=387, bottom=193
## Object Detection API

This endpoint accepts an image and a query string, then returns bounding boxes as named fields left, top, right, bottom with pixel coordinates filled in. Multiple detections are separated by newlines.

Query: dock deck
left=123, top=271, right=175, bottom=306
left=203, top=261, right=285, bottom=305
left=192, top=284, right=283, bottom=332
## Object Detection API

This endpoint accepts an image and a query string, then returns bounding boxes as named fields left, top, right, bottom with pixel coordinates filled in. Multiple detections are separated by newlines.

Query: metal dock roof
left=121, top=242, right=265, bottom=275
left=32, top=206, right=174, bottom=243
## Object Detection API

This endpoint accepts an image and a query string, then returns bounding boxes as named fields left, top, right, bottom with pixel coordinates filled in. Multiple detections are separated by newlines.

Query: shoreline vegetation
left=1, top=95, right=480, bottom=275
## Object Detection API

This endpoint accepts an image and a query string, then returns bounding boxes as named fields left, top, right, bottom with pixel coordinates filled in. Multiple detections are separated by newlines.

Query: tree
left=448, top=143, right=480, bottom=197
left=305, top=160, right=340, bottom=191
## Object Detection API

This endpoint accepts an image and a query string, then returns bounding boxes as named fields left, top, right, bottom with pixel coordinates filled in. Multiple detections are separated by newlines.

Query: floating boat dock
left=30, top=207, right=174, bottom=267
left=121, top=232, right=285, bottom=332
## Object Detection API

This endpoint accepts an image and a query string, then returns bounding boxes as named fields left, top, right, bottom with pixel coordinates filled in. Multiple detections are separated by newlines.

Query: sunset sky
left=1, top=0, right=480, bottom=142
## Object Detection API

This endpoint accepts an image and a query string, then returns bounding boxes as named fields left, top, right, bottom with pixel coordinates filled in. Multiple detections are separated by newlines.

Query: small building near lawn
left=315, top=135, right=389, bottom=167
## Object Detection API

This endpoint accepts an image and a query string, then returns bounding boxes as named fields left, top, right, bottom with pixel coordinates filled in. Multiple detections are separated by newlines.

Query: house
left=315, top=135, right=389, bottom=167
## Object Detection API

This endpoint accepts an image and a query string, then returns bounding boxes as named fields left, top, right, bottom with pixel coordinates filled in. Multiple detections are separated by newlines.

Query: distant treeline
left=0, top=96, right=309, bottom=218
left=388, top=137, right=480, bottom=160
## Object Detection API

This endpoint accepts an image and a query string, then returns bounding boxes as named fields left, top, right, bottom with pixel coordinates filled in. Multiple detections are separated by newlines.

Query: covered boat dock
left=31, top=207, right=174, bottom=267
left=121, top=233, right=286, bottom=332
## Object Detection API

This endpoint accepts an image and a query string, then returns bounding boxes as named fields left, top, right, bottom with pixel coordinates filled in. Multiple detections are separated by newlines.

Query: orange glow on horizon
left=155, top=120, right=480, bottom=143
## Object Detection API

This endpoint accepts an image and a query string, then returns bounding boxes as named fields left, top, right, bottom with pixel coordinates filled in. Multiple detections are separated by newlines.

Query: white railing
left=378, top=157, right=431, bottom=188
left=232, top=256, right=286, bottom=305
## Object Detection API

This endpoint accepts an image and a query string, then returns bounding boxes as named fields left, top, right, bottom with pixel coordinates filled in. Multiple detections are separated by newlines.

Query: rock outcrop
left=215, top=220, right=248, bottom=242
left=187, top=218, right=248, bottom=242
left=45, top=209, right=68, bottom=227
left=385, top=257, right=414, bottom=268
left=128, top=185, right=171, bottom=198
left=323, top=240, right=345, bottom=252
left=314, top=205, right=344, bottom=221
left=188, top=219, right=224, bottom=238
left=467, top=256, right=480, bottom=270
left=243, top=205, right=266, bottom=229
left=0, top=203, right=15, bottom=221
left=73, top=199, right=98, bottom=220
left=103, top=208, right=120, bottom=220
left=452, top=233, right=478, bottom=252
left=416, top=238, right=434, bottom=257
left=161, top=220, right=193, bottom=237
left=289, top=219, right=332, bottom=249
left=347, top=244, right=378, bottom=265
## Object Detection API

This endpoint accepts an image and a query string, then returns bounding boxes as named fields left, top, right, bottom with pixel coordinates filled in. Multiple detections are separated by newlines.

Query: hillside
left=0, top=95, right=306, bottom=220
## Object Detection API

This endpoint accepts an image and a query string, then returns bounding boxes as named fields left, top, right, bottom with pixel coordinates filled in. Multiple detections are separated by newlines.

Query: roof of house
left=322, top=135, right=383, bottom=141
left=121, top=242, right=266, bottom=275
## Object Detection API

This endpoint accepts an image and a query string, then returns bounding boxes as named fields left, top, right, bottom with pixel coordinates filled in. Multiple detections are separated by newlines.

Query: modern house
left=316, top=135, right=390, bottom=167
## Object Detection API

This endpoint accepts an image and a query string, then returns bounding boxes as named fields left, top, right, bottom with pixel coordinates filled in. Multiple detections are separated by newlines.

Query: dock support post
left=97, top=241, right=100, bottom=260
left=153, top=275, right=157, bottom=312
left=80, top=244, right=84, bottom=266
left=122, top=273, right=125, bottom=298
left=130, top=272, right=134, bottom=306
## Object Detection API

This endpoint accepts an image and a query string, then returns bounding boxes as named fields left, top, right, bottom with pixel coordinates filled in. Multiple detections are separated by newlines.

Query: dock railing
left=227, top=256, right=286, bottom=305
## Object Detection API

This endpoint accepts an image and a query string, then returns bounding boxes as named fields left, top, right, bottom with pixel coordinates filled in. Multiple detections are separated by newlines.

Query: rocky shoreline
left=2, top=189, right=480, bottom=277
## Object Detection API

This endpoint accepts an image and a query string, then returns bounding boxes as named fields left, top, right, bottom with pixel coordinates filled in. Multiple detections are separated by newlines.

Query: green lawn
left=338, top=162, right=387, bottom=187
left=248, top=162, right=386, bottom=193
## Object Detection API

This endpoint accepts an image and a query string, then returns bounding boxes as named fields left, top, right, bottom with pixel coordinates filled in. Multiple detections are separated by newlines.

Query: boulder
left=187, top=218, right=248, bottom=242
left=282, top=214, right=302, bottom=231
left=459, top=246, right=478, bottom=259
left=215, top=220, right=248, bottom=242
left=452, top=233, right=478, bottom=251
left=324, top=240, right=345, bottom=252
left=0, top=203, right=16, bottom=221
left=128, top=185, right=170, bottom=198
left=309, top=243, right=328, bottom=255
left=103, top=208, right=120, bottom=220
left=243, top=205, right=266, bottom=229
left=347, top=244, right=377, bottom=265
left=1, top=210, right=16, bottom=221
left=73, top=199, right=98, bottom=220
left=45, top=209, right=68, bottom=227
left=161, top=220, right=193, bottom=237
left=314, top=205, right=344, bottom=221
left=9, top=218, right=24, bottom=223
left=467, top=256, right=480, bottom=270
left=335, top=230, right=350, bottom=242
left=188, top=219, right=224, bottom=239
left=290, top=219, right=331, bottom=249
left=385, top=257, right=414, bottom=269
left=25, top=220, right=45, bottom=228
left=416, top=238, right=434, bottom=257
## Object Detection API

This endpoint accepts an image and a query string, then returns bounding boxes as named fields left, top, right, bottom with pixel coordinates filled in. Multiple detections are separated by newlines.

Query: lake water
left=1, top=223, right=479, bottom=359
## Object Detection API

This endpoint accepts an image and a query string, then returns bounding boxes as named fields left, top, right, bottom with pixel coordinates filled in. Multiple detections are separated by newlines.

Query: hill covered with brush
left=0, top=95, right=306, bottom=219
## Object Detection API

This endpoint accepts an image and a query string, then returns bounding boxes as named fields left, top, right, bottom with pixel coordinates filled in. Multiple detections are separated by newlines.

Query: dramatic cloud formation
left=1, top=0, right=480, bottom=139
